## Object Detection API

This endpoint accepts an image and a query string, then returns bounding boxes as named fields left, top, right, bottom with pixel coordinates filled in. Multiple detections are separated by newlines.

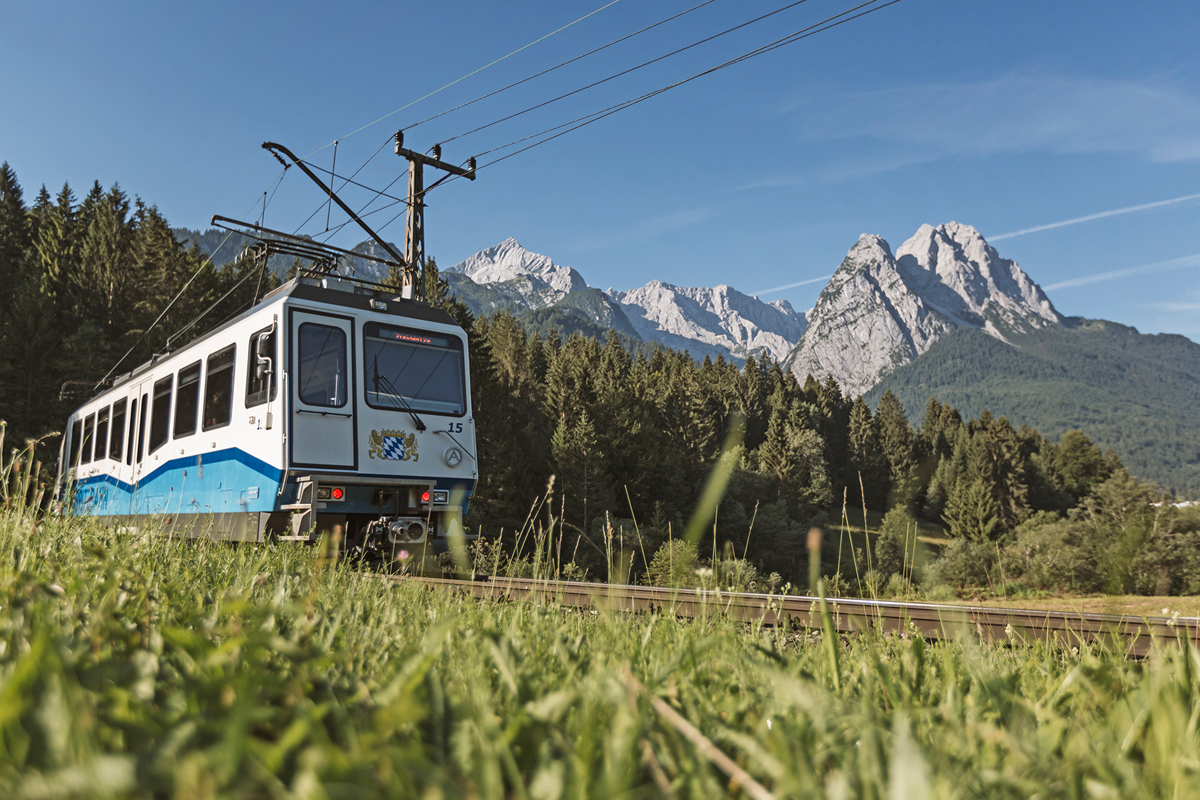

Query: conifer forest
left=2, top=162, right=1198, bottom=598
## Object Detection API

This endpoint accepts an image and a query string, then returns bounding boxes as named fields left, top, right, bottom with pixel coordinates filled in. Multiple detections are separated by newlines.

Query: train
left=54, top=264, right=478, bottom=559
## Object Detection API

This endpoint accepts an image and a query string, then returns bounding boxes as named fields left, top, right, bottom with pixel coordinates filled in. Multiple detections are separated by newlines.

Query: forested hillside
left=866, top=321, right=1200, bottom=496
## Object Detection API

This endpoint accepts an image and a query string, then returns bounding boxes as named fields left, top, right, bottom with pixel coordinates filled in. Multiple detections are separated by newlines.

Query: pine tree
left=942, top=477, right=999, bottom=541
left=755, top=392, right=831, bottom=520
left=35, top=183, right=78, bottom=309
left=74, top=183, right=133, bottom=333
left=1052, top=430, right=1113, bottom=501
left=847, top=396, right=888, bottom=508
left=552, top=409, right=612, bottom=537
left=921, top=397, right=963, bottom=460
left=968, top=412, right=1031, bottom=531
left=876, top=390, right=919, bottom=508
left=814, top=375, right=851, bottom=497
left=738, top=355, right=769, bottom=450
left=0, top=163, right=30, bottom=315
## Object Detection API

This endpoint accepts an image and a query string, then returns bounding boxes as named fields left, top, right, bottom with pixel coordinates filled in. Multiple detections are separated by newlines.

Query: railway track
left=389, top=575, right=1200, bottom=658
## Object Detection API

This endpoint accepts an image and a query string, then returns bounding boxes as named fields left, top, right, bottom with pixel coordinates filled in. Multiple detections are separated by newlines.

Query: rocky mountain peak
left=786, top=223, right=1063, bottom=397
left=895, top=222, right=1062, bottom=332
left=608, top=280, right=807, bottom=363
left=447, top=238, right=588, bottom=297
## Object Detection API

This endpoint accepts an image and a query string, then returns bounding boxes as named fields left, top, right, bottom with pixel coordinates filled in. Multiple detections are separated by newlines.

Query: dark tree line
left=460, top=301, right=1197, bottom=593
left=4, top=161, right=1194, bottom=595
left=0, top=163, right=274, bottom=456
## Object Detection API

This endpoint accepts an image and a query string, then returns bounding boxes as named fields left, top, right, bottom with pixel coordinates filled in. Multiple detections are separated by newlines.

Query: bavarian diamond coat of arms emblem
left=368, top=429, right=419, bottom=462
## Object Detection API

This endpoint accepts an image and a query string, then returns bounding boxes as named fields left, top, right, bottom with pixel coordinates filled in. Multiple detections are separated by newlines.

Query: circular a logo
left=444, top=447, right=463, bottom=467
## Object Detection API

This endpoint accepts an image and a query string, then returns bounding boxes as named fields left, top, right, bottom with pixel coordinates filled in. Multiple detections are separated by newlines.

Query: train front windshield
left=363, top=322, right=465, bottom=416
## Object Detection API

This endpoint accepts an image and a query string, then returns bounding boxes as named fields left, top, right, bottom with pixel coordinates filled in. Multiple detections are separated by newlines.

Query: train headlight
left=444, top=447, right=463, bottom=467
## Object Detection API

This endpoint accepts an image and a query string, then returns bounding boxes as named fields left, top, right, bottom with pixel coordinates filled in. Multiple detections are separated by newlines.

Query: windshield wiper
left=371, top=357, right=426, bottom=431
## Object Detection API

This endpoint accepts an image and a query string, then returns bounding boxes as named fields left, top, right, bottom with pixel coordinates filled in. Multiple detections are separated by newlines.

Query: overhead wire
left=303, top=0, right=625, bottom=159
left=436, top=0, right=818, bottom=148
left=402, top=0, right=720, bottom=134
left=263, top=0, right=902, bottom=262
left=294, top=0, right=794, bottom=243
left=425, top=0, right=901, bottom=190
left=291, top=0, right=642, bottom=237
left=363, top=0, right=901, bottom=242
left=97, top=0, right=617, bottom=383
left=296, top=0, right=817, bottom=243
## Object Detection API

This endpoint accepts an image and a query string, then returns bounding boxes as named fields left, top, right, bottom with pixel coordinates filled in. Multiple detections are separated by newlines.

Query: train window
left=363, top=322, right=465, bottom=416
left=148, top=376, right=173, bottom=454
left=174, top=361, right=201, bottom=438
left=109, top=399, right=126, bottom=461
left=70, top=418, right=82, bottom=467
left=81, top=414, right=95, bottom=464
left=126, top=398, right=138, bottom=465
left=298, top=324, right=347, bottom=408
left=95, top=406, right=110, bottom=464
left=203, top=345, right=235, bottom=430
left=136, top=394, right=147, bottom=464
left=246, top=325, right=276, bottom=407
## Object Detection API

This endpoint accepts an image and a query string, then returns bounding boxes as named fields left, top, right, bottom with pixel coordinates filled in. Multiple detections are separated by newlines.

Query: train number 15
left=447, top=422, right=463, bottom=433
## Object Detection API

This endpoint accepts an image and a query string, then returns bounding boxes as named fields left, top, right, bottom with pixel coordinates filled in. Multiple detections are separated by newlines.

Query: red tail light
left=331, top=487, right=344, bottom=500
left=421, top=490, right=431, bottom=503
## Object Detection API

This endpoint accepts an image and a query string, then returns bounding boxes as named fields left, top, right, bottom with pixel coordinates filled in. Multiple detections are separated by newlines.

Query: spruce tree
left=0, top=163, right=29, bottom=315
left=876, top=390, right=919, bottom=508
left=847, top=396, right=888, bottom=509
left=35, top=183, right=78, bottom=309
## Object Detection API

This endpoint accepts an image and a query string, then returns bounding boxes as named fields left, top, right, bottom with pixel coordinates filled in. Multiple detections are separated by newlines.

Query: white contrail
left=1045, top=253, right=1200, bottom=291
left=991, top=192, right=1200, bottom=241
left=755, top=275, right=831, bottom=296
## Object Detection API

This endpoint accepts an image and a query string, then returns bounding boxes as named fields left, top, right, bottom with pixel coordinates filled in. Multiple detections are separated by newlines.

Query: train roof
left=106, top=276, right=461, bottom=393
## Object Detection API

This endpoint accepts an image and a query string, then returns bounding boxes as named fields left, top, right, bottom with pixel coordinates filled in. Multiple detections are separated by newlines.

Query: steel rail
left=385, top=575, right=1200, bottom=658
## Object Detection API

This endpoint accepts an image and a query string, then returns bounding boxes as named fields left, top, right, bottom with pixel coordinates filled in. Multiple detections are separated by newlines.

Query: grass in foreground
left=1, top=509, right=1199, bottom=799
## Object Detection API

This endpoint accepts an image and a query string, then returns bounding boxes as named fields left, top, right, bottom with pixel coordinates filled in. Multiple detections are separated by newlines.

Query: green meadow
left=1, top=503, right=1199, bottom=799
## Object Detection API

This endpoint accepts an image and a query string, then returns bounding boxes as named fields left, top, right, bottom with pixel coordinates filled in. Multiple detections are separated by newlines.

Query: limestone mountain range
left=441, top=224, right=1064, bottom=394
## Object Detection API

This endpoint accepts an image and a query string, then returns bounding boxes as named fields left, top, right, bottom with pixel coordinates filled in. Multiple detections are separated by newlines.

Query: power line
left=304, top=0, right=625, bottom=159
left=296, top=0, right=902, bottom=252
left=402, top=0, right=720, bottom=134
left=454, top=0, right=903, bottom=179
left=317, top=0, right=903, bottom=246
left=437, top=0, right=818, bottom=148
left=290, top=0, right=638, bottom=233
left=294, top=2, right=716, bottom=242
left=292, top=0, right=820, bottom=243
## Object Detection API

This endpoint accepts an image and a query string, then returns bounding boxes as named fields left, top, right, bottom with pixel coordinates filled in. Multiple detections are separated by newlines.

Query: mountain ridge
left=444, top=239, right=807, bottom=363
left=784, top=222, right=1063, bottom=395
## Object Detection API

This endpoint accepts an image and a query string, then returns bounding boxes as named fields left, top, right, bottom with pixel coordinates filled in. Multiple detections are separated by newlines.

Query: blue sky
left=4, top=1, right=1200, bottom=339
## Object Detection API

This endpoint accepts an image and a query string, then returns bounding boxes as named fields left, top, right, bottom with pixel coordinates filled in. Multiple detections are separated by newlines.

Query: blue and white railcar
left=55, top=275, right=477, bottom=555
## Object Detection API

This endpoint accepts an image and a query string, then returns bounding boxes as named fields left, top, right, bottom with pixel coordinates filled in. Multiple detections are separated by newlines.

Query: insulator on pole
left=432, top=143, right=442, bottom=160
left=394, top=130, right=404, bottom=153
left=468, top=157, right=477, bottom=173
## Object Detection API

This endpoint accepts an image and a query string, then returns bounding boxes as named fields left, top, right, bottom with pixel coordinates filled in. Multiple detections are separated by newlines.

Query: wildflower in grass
left=1005, top=623, right=1014, bottom=639
left=399, top=549, right=410, bottom=560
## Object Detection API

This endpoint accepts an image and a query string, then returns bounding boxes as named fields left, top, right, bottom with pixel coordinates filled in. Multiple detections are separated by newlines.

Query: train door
left=289, top=310, right=356, bottom=469
left=128, top=379, right=151, bottom=511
